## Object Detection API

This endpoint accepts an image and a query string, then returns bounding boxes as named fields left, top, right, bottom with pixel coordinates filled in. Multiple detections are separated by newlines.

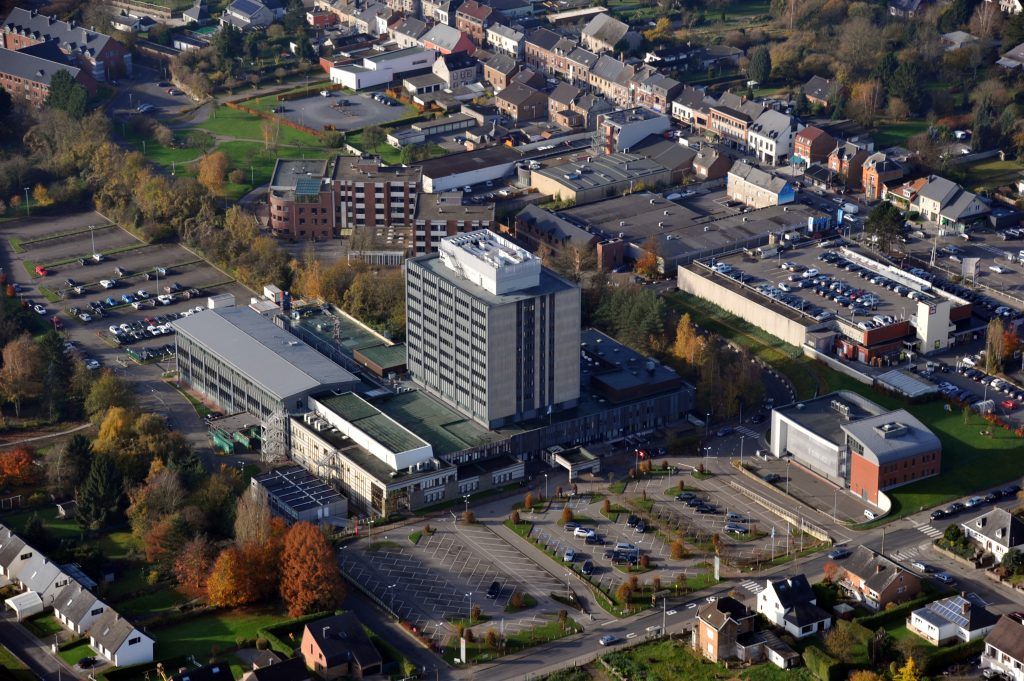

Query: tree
left=748, top=46, right=772, bottom=84
left=823, top=561, right=840, bottom=583
left=671, top=313, right=703, bottom=366
left=207, top=546, right=258, bottom=607
left=463, top=510, right=475, bottom=524
left=561, top=507, right=574, bottom=523
left=986, top=317, right=1006, bottom=374
left=198, top=151, right=229, bottom=194
left=261, top=118, right=281, bottom=150
left=77, top=452, right=124, bottom=532
left=0, top=447, right=34, bottom=487
left=524, top=491, right=534, bottom=510
left=670, top=540, right=685, bottom=560
left=635, top=238, right=660, bottom=280
left=615, top=582, right=632, bottom=604
left=48, top=435, right=92, bottom=498
left=894, top=656, right=923, bottom=681
left=824, top=623, right=859, bottom=663
left=174, top=535, right=216, bottom=597
left=234, top=486, right=273, bottom=547
left=943, top=523, right=963, bottom=543
left=363, top=125, right=385, bottom=154
left=45, top=70, right=88, bottom=119
left=850, top=80, right=884, bottom=127
left=39, top=330, right=73, bottom=420
left=279, top=522, right=346, bottom=616
left=643, top=17, right=673, bottom=43
left=864, top=201, right=904, bottom=253
left=850, top=672, right=885, bottom=681
left=0, top=334, right=42, bottom=417
left=84, top=371, right=132, bottom=423
left=969, top=1, right=1001, bottom=39
left=0, top=88, right=11, bottom=121
left=1001, top=548, right=1024, bottom=575
left=485, top=629, right=498, bottom=649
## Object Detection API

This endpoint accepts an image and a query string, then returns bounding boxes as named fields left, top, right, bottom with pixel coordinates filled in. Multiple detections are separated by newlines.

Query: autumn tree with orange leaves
left=173, top=535, right=216, bottom=598
left=0, top=447, right=35, bottom=486
left=279, top=522, right=346, bottom=616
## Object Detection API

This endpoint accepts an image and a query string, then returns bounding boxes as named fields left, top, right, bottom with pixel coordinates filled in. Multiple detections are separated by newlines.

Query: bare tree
left=234, top=486, right=272, bottom=546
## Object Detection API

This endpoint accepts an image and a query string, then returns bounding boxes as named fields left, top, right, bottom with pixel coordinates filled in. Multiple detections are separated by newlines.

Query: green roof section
left=355, top=343, right=407, bottom=370
left=377, top=391, right=504, bottom=456
left=318, top=392, right=428, bottom=454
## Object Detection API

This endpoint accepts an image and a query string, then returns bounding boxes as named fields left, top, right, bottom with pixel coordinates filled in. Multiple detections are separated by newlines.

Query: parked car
left=911, top=561, right=934, bottom=573
left=626, top=514, right=640, bottom=527
left=563, top=522, right=580, bottom=532
left=827, top=547, right=852, bottom=560
left=935, top=572, right=956, bottom=585
left=486, top=581, right=500, bottom=599
left=724, top=523, right=748, bottom=534
left=581, top=559, right=594, bottom=575
left=573, top=527, right=595, bottom=539
left=563, top=548, right=576, bottom=562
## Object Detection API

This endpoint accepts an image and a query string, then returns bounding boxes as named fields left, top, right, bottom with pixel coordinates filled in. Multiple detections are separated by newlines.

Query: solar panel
left=928, top=596, right=970, bottom=629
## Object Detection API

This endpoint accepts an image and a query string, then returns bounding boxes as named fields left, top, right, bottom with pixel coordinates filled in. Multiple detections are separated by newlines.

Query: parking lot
left=339, top=523, right=567, bottom=646
left=913, top=357, right=1024, bottom=424
left=2, top=211, right=252, bottom=368
left=272, top=91, right=412, bottom=131
left=750, top=457, right=877, bottom=523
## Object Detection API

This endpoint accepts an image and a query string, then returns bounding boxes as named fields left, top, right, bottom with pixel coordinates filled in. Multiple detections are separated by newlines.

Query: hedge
left=802, top=643, right=844, bottom=681
left=921, top=638, right=985, bottom=675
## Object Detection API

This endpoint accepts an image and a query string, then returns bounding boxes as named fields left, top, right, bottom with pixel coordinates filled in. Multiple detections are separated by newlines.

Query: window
left=128, top=637, right=140, bottom=645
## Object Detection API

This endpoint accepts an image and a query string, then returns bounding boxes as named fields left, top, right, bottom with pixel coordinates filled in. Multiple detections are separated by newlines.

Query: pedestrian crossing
left=736, top=426, right=761, bottom=439
left=739, top=579, right=764, bottom=594
left=891, top=541, right=932, bottom=563
left=914, top=523, right=943, bottom=539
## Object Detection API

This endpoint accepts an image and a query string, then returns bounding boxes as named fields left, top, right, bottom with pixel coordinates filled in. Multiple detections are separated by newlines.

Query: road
left=0, top=613, right=80, bottom=680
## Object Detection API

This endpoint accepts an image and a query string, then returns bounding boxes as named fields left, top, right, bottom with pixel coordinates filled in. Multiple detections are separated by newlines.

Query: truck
left=842, top=202, right=859, bottom=215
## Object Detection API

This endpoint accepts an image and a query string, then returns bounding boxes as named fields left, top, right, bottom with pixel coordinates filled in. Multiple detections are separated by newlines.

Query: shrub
left=560, top=507, right=573, bottom=523
left=803, top=644, right=844, bottom=681
left=639, top=555, right=650, bottom=568
left=228, top=169, right=246, bottom=185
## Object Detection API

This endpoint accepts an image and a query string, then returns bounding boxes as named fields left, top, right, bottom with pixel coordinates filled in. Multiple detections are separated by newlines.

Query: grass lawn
left=504, top=519, right=533, bottom=539
left=408, top=530, right=423, bottom=544
left=444, top=616, right=581, bottom=663
left=117, top=587, right=188, bottom=617
left=22, top=613, right=63, bottom=638
left=741, top=664, right=818, bottom=681
left=608, top=480, right=628, bottom=494
left=883, top=620, right=917, bottom=641
left=604, top=639, right=729, bottom=680
left=1, top=507, right=82, bottom=541
left=0, top=644, right=35, bottom=681
left=151, top=609, right=288, bottom=660
left=873, top=120, right=930, bottom=147
left=962, top=157, right=1024, bottom=192
left=197, top=106, right=322, bottom=146
left=98, top=531, right=137, bottom=559
left=57, top=641, right=94, bottom=668
left=504, top=592, right=537, bottom=612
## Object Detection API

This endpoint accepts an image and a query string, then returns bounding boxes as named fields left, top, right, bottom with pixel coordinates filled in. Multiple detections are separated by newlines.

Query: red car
left=1002, top=399, right=1016, bottom=410
left=34, top=264, right=48, bottom=276
left=51, top=315, right=63, bottom=330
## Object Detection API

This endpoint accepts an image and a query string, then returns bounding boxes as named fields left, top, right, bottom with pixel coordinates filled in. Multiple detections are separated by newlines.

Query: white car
left=84, top=359, right=101, bottom=370
left=109, top=325, right=120, bottom=335
left=99, top=279, right=115, bottom=289
left=78, top=313, right=92, bottom=322
left=320, top=90, right=330, bottom=97
left=136, top=290, right=150, bottom=299
left=156, top=294, right=173, bottom=305
left=573, top=527, right=595, bottom=538
left=989, top=265, right=1009, bottom=274
left=32, top=304, right=46, bottom=315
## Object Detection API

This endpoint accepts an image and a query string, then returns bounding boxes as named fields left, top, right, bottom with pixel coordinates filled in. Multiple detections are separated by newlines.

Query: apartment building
left=2, top=8, right=132, bottom=82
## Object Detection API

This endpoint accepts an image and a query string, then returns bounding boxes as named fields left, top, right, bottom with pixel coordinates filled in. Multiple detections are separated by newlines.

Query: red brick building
left=0, top=43, right=96, bottom=108
left=861, top=152, right=905, bottom=201
left=792, top=126, right=835, bottom=167
left=455, top=0, right=494, bottom=46
left=2, top=8, right=132, bottom=82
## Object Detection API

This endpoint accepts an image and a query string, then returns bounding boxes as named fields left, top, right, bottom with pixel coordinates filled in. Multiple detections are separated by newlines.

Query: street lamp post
left=833, top=488, right=839, bottom=524
left=739, top=436, right=745, bottom=468
left=544, top=473, right=548, bottom=500
left=564, top=572, right=571, bottom=600
left=785, top=460, right=791, bottom=496
left=466, top=592, right=473, bottom=622
left=705, top=412, right=711, bottom=438
left=387, top=583, right=397, bottom=612
left=23, top=187, right=30, bottom=215
left=463, top=495, right=470, bottom=516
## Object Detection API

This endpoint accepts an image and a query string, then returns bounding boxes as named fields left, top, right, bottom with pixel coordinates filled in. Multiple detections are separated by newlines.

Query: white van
left=863, top=509, right=877, bottom=520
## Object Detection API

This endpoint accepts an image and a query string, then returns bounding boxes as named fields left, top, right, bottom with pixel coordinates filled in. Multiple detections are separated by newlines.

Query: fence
left=727, top=479, right=832, bottom=544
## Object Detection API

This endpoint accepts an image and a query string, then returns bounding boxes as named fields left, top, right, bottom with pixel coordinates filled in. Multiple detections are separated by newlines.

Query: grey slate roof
left=549, top=81, right=580, bottom=105
left=784, top=603, right=832, bottom=627
left=421, top=23, right=463, bottom=51
left=0, top=46, right=80, bottom=84
left=581, top=13, right=628, bottom=47
left=917, top=175, right=961, bottom=205
left=729, top=160, right=790, bottom=194
left=768, top=574, right=816, bottom=609
left=246, top=656, right=311, bottom=681
left=749, top=109, right=795, bottom=139
left=964, top=507, right=1024, bottom=549
left=590, top=54, right=629, bottom=82
left=0, top=534, right=27, bottom=572
left=845, top=545, right=914, bottom=594
left=484, top=52, right=518, bottom=74
left=804, top=75, right=835, bottom=100
left=171, top=307, right=358, bottom=402
left=227, top=0, right=265, bottom=18
left=525, top=27, right=560, bottom=51
left=496, top=81, right=546, bottom=107
left=54, top=582, right=101, bottom=627
left=305, top=613, right=381, bottom=669
left=986, top=616, right=1024, bottom=662
left=3, top=8, right=111, bottom=56
left=488, top=24, right=523, bottom=42
left=90, top=609, right=150, bottom=653
left=567, top=47, right=598, bottom=69
left=392, top=16, right=428, bottom=38
left=698, top=596, right=754, bottom=630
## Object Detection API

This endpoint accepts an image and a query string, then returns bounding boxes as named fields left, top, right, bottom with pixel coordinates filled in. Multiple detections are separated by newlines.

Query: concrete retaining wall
left=677, top=266, right=810, bottom=347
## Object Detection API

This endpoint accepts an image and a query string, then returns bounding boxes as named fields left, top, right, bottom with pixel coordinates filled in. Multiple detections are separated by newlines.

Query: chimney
left=875, top=564, right=884, bottom=574
left=961, top=598, right=970, bottom=616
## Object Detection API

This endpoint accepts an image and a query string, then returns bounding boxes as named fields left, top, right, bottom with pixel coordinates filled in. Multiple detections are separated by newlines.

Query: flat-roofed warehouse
left=173, top=307, right=360, bottom=419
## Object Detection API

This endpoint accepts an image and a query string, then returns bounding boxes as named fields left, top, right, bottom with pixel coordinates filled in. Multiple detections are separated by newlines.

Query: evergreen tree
left=0, top=88, right=11, bottom=120
left=795, top=88, right=809, bottom=116
left=889, top=61, right=925, bottom=115
left=77, top=452, right=123, bottom=532
left=38, top=330, right=73, bottom=420
left=748, top=46, right=772, bottom=85
left=45, top=70, right=88, bottom=119
left=864, top=202, right=904, bottom=252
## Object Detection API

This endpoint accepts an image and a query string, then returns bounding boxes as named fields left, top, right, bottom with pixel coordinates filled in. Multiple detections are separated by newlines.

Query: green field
left=1, top=507, right=82, bottom=541
left=962, top=158, right=1024, bottom=192
left=603, top=639, right=816, bottom=681
left=152, top=609, right=287, bottom=662
left=197, top=106, right=322, bottom=146
left=873, top=120, right=930, bottom=147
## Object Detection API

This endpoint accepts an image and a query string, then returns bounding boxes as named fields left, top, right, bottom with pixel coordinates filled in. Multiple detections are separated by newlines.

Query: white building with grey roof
left=172, top=307, right=360, bottom=419
left=89, top=609, right=154, bottom=667
left=747, top=110, right=803, bottom=166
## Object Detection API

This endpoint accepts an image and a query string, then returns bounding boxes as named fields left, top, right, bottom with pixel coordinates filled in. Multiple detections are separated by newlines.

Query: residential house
left=240, top=655, right=312, bottom=681
left=514, top=204, right=598, bottom=258
left=0, top=533, right=33, bottom=586
left=727, top=160, right=795, bottom=209
left=566, top=46, right=598, bottom=85
left=598, top=106, right=671, bottom=153
left=455, top=0, right=494, bottom=46
left=1000, top=0, right=1024, bottom=14
left=694, top=596, right=759, bottom=663
left=495, top=80, right=548, bottom=122
left=708, top=93, right=765, bottom=150
left=0, top=46, right=95, bottom=108
left=422, top=0, right=462, bottom=25
left=483, top=0, right=532, bottom=18
left=171, top=663, right=234, bottom=681
left=983, top=615, right=1024, bottom=681
left=301, top=613, right=382, bottom=679
left=306, top=7, right=338, bottom=27
left=998, top=42, right=1024, bottom=69
left=421, top=23, right=475, bottom=55
left=110, top=11, right=155, bottom=33
left=644, top=43, right=702, bottom=69
left=53, top=582, right=107, bottom=636
left=630, top=67, right=682, bottom=113
left=889, top=0, right=925, bottom=17
left=693, top=148, right=730, bottom=180
left=827, top=141, right=870, bottom=190
left=17, top=553, right=72, bottom=605
left=862, top=152, right=905, bottom=201
left=390, top=16, right=428, bottom=48
left=671, top=85, right=713, bottom=129
left=962, top=508, right=1024, bottom=563
left=588, top=54, right=634, bottom=107
left=548, top=81, right=582, bottom=127
left=89, top=610, right=155, bottom=667
left=913, top=175, right=989, bottom=228
left=803, top=75, right=837, bottom=108
left=352, top=3, right=393, bottom=36
left=184, top=1, right=212, bottom=25
left=942, top=30, right=979, bottom=50
left=433, top=52, right=478, bottom=88
left=700, top=44, right=742, bottom=67
left=747, top=109, right=802, bottom=166
left=1, top=8, right=133, bottom=81
left=838, top=545, right=921, bottom=611
left=483, top=52, right=519, bottom=90
left=220, top=0, right=276, bottom=29
left=580, top=13, right=635, bottom=54
left=524, top=27, right=575, bottom=78
left=908, top=593, right=998, bottom=645
left=792, top=126, right=835, bottom=167
left=757, top=575, right=832, bottom=639
left=486, top=23, right=524, bottom=57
